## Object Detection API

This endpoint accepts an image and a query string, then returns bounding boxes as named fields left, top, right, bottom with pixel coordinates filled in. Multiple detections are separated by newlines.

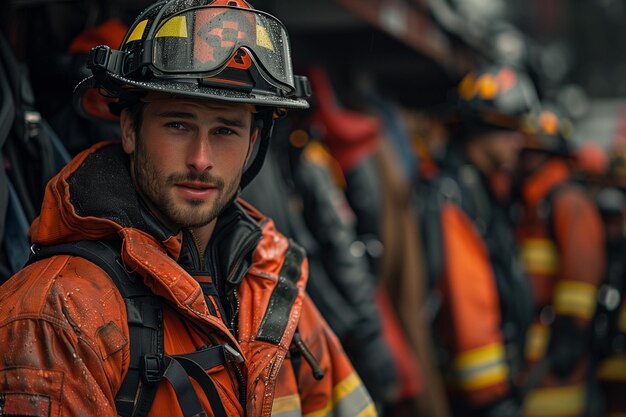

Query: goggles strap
left=88, top=46, right=132, bottom=95
left=88, top=46, right=125, bottom=76
left=88, top=44, right=154, bottom=82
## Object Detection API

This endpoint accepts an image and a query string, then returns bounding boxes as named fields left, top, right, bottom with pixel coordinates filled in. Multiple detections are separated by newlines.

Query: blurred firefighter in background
left=420, top=64, right=535, bottom=417
left=594, top=143, right=626, bottom=417
left=513, top=105, right=606, bottom=416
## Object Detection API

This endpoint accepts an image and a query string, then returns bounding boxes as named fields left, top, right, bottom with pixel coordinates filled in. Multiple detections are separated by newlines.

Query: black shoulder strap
left=28, top=240, right=162, bottom=417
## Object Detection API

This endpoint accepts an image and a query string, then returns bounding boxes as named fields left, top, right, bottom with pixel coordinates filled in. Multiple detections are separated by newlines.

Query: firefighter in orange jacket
left=0, top=1, right=375, bottom=416
left=421, top=65, right=536, bottom=417
left=514, top=107, right=606, bottom=416
left=594, top=173, right=626, bottom=417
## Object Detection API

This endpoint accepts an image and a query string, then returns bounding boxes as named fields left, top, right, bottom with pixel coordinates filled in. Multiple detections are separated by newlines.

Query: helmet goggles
left=93, top=5, right=297, bottom=95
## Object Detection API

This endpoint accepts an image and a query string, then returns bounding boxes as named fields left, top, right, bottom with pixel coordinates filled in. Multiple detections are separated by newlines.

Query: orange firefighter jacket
left=516, top=158, right=605, bottom=416
left=427, top=160, right=532, bottom=410
left=0, top=142, right=375, bottom=417
left=438, top=202, right=512, bottom=407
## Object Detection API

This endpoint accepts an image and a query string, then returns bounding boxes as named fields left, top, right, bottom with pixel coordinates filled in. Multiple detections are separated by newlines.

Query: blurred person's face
left=469, top=129, right=525, bottom=174
left=120, top=95, right=257, bottom=231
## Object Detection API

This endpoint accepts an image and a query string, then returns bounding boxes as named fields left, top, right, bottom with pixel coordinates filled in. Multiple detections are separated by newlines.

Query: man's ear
left=120, top=109, right=136, bottom=155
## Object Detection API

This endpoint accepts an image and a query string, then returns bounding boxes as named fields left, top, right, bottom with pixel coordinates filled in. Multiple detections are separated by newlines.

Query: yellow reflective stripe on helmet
left=127, top=20, right=148, bottom=43
left=522, top=384, right=585, bottom=417
left=271, top=394, right=302, bottom=417
left=553, top=280, right=597, bottom=320
left=303, top=373, right=376, bottom=417
left=597, top=354, right=626, bottom=381
left=453, top=343, right=508, bottom=391
left=525, top=323, right=549, bottom=362
left=521, top=238, right=560, bottom=275
left=155, top=16, right=188, bottom=38
left=256, top=24, right=275, bottom=51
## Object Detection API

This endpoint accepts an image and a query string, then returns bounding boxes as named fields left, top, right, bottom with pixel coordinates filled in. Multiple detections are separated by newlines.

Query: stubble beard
left=133, top=138, right=242, bottom=230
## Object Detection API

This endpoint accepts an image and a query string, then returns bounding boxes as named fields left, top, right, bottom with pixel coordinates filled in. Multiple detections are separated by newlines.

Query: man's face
left=120, top=96, right=256, bottom=230
left=477, top=129, right=525, bottom=173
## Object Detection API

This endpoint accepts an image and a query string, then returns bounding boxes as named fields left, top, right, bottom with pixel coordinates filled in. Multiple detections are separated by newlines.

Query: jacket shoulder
left=0, top=255, right=128, bottom=347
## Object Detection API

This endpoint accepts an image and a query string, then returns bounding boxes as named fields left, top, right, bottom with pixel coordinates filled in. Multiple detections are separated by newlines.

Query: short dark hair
left=126, top=100, right=145, bottom=138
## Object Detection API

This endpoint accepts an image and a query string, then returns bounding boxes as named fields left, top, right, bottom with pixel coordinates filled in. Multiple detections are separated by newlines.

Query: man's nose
left=186, top=134, right=214, bottom=172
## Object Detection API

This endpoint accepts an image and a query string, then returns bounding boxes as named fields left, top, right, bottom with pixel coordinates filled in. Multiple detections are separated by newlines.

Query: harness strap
left=162, top=357, right=207, bottom=417
left=170, top=351, right=228, bottom=417
left=117, top=296, right=162, bottom=417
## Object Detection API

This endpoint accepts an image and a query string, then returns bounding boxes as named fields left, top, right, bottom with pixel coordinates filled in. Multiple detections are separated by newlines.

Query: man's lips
left=175, top=182, right=217, bottom=198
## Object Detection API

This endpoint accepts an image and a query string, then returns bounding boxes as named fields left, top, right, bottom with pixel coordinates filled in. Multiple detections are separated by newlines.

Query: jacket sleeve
left=545, top=189, right=606, bottom=379
left=294, top=294, right=378, bottom=417
left=0, top=256, right=129, bottom=417
left=438, top=203, right=511, bottom=408
left=552, top=189, right=606, bottom=324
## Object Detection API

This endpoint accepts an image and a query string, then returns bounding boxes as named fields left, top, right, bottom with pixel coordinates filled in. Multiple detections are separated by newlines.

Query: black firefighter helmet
left=73, top=0, right=311, bottom=187
left=450, top=64, right=539, bottom=138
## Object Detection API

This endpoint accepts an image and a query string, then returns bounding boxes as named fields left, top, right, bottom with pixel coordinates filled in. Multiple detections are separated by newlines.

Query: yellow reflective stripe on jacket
left=453, top=343, right=508, bottom=391
left=523, top=384, right=585, bottom=417
left=303, top=373, right=377, bottom=417
left=521, top=238, right=560, bottom=275
left=525, top=323, right=549, bottom=362
left=272, top=394, right=302, bottom=417
left=597, top=353, right=626, bottom=381
left=553, top=280, right=597, bottom=320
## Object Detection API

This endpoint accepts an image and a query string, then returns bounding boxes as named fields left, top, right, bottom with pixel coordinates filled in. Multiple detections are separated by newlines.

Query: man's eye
left=166, top=122, right=186, bottom=130
left=215, top=127, right=235, bottom=136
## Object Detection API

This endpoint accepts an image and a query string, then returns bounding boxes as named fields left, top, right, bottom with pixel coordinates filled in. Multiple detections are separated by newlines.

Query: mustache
left=167, top=172, right=225, bottom=188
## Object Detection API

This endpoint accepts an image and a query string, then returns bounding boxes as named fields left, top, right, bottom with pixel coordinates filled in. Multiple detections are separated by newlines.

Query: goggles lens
left=151, top=6, right=294, bottom=92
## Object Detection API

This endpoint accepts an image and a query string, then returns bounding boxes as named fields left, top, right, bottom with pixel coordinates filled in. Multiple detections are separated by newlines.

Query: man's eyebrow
left=155, top=112, right=247, bottom=128
left=155, top=111, right=197, bottom=120
left=215, top=116, right=247, bottom=128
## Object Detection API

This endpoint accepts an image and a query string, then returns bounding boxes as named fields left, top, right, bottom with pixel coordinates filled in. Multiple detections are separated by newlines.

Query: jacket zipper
left=188, top=228, right=205, bottom=270
left=188, top=228, right=247, bottom=409
left=229, top=287, right=241, bottom=335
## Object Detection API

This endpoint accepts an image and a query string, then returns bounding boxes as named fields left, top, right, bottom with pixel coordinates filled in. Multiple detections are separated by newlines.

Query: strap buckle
left=88, top=45, right=126, bottom=75
left=292, top=75, right=312, bottom=99
left=224, top=343, right=244, bottom=364
left=141, top=354, right=164, bottom=383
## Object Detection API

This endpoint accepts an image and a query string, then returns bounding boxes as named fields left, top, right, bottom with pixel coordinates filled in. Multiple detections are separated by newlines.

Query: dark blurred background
left=1, top=0, right=625, bottom=146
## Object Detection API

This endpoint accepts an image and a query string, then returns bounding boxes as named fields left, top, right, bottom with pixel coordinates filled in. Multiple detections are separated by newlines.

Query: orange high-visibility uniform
left=425, top=160, right=532, bottom=413
left=439, top=202, right=512, bottom=406
left=517, top=158, right=605, bottom=417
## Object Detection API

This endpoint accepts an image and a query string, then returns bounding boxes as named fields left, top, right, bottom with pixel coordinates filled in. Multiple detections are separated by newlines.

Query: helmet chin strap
left=239, top=110, right=275, bottom=189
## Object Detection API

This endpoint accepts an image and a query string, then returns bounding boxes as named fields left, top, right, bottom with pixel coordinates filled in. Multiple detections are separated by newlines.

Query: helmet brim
left=73, top=73, right=309, bottom=121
